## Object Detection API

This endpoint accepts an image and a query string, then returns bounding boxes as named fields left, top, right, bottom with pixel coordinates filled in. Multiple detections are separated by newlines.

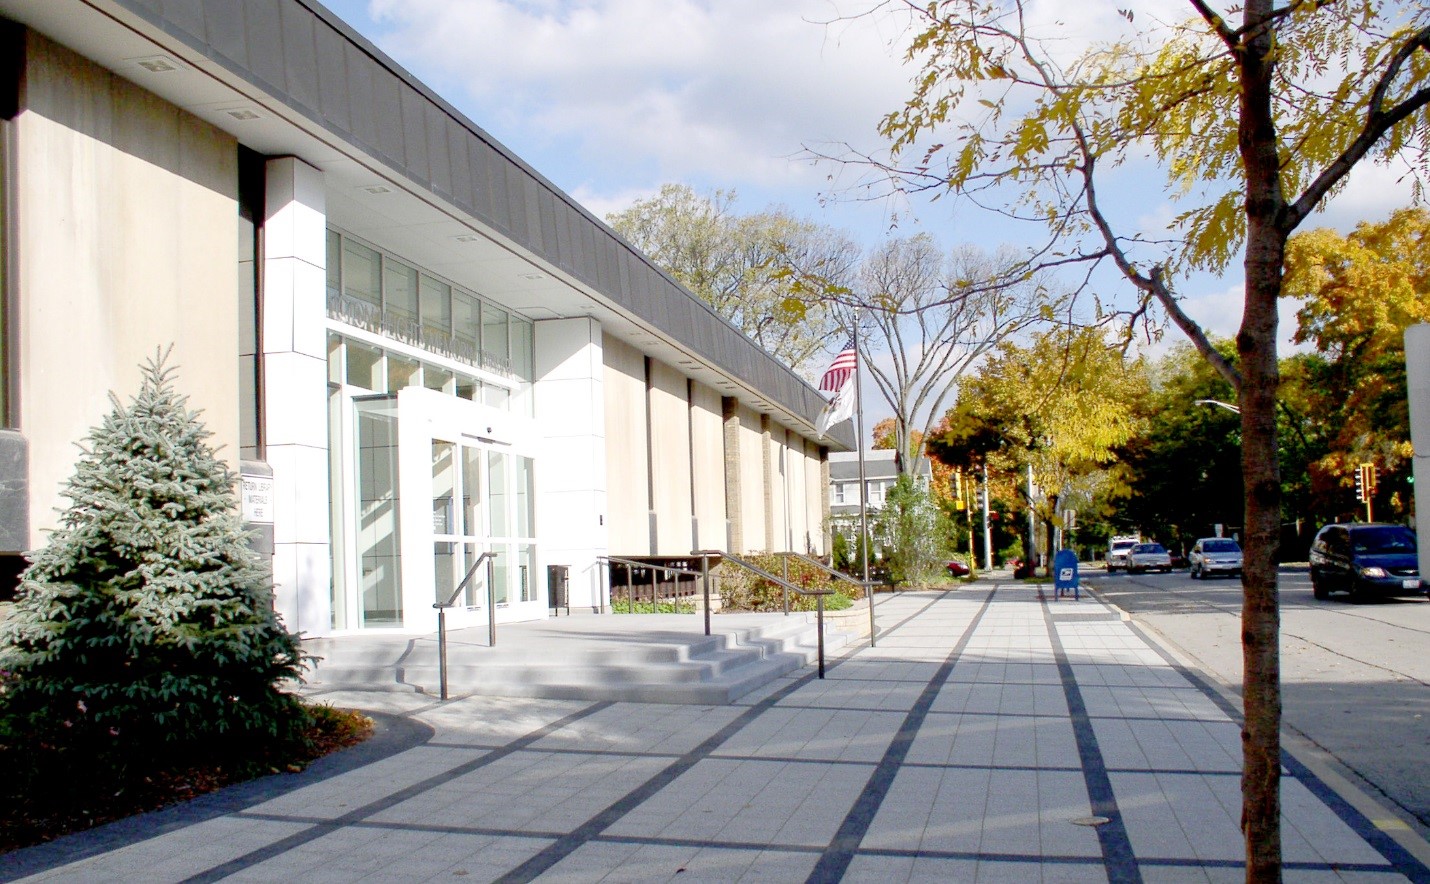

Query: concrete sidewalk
left=4, top=584, right=1428, bottom=882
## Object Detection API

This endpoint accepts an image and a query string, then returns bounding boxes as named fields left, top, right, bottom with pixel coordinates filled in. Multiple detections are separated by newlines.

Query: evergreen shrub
left=0, top=354, right=311, bottom=798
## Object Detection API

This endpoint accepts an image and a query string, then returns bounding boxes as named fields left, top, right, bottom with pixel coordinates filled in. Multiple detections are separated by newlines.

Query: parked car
left=946, top=560, right=971, bottom=578
left=1127, top=542, right=1173, bottom=574
left=1189, top=537, right=1243, bottom=579
left=1308, top=523, right=1422, bottom=602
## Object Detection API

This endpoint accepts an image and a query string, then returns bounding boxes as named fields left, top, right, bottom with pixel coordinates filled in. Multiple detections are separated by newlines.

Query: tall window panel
left=342, top=239, right=382, bottom=309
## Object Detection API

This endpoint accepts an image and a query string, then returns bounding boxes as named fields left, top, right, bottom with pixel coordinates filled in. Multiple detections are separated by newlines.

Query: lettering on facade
left=327, top=292, right=515, bottom=378
left=242, top=475, right=275, bottom=524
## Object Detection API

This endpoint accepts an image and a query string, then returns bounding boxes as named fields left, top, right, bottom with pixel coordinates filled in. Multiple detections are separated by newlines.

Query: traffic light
left=1355, top=463, right=1377, bottom=502
left=1354, top=463, right=1379, bottom=520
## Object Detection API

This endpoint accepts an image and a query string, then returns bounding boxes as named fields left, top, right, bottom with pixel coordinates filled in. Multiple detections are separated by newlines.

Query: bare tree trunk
left=1237, top=1, right=1284, bottom=878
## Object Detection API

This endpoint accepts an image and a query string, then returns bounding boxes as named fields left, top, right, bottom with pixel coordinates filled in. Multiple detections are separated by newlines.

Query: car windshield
left=1111, top=541, right=1136, bottom=551
left=1133, top=544, right=1165, bottom=554
left=1203, top=540, right=1240, bottom=553
left=1351, top=527, right=1417, bottom=555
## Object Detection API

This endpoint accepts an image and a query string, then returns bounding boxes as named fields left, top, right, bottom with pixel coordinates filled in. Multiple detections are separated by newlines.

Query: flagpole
left=854, top=315, right=873, bottom=646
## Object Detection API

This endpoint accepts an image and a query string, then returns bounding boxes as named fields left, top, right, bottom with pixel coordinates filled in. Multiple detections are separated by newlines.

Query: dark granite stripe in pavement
left=804, top=587, right=998, bottom=883
left=1042, top=596, right=1143, bottom=884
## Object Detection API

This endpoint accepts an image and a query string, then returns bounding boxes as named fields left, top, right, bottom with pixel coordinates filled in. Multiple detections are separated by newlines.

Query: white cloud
left=1304, top=160, right=1423, bottom=233
left=343, top=0, right=1426, bottom=289
left=569, top=182, right=659, bottom=224
left=365, top=0, right=915, bottom=196
left=1178, top=282, right=1244, bottom=343
left=1168, top=281, right=1307, bottom=356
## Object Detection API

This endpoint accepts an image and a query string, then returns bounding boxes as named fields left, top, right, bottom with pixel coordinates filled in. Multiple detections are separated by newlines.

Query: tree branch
left=1284, top=25, right=1430, bottom=231
left=1072, top=116, right=1245, bottom=392
left=1188, top=0, right=1241, bottom=53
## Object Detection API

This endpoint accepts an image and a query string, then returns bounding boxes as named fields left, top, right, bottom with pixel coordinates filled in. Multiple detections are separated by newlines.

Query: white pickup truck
left=1106, top=535, right=1141, bottom=571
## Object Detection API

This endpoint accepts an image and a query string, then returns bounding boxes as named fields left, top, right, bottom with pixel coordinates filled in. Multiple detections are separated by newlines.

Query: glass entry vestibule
left=329, top=347, right=542, bottom=633
left=428, top=428, right=539, bottom=617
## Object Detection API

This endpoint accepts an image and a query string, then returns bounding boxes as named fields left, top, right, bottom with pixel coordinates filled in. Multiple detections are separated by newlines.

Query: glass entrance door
left=432, top=440, right=488, bottom=609
left=355, top=396, right=402, bottom=627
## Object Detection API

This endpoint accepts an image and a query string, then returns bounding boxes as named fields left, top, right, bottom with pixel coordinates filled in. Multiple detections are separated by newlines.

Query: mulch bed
left=0, top=705, right=373, bottom=854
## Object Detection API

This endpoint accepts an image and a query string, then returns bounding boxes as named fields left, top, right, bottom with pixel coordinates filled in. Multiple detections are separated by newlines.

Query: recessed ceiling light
left=360, top=184, right=392, bottom=195
left=223, top=107, right=262, bottom=121
left=131, top=55, right=182, bottom=73
left=519, top=272, right=545, bottom=281
left=452, top=234, right=481, bottom=243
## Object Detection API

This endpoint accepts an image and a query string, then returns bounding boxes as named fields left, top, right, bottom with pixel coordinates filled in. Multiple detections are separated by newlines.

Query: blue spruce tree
left=0, top=353, right=309, bottom=782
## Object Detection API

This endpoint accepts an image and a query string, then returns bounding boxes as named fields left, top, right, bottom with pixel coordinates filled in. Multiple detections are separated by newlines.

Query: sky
left=317, top=0, right=1420, bottom=432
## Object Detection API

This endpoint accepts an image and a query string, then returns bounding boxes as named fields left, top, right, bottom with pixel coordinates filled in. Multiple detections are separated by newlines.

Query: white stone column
left=263, top=157, right=331, bottom=634
left=534, top=318, right=608, bottom=610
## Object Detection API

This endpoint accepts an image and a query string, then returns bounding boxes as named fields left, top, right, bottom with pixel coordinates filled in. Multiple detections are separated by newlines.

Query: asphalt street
left=1084, top=565, right=1430, bottom=843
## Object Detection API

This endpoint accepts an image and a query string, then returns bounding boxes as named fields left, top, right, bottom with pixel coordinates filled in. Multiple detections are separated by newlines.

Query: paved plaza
left=4, top=584, right=1428, bottom=882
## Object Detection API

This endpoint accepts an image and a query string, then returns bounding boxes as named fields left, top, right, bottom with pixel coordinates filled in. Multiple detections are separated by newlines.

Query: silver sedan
left=1127, top=542, right=1174, bottom=574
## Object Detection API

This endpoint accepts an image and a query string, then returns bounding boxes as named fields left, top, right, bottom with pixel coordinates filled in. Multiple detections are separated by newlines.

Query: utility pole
left=1027, top=463, right=1037, bottom=572
left=981, top=462, right=993, bottom=570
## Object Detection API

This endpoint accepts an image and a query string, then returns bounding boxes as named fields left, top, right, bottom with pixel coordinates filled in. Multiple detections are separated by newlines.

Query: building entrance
left=331, top=385, right=541, bottom=632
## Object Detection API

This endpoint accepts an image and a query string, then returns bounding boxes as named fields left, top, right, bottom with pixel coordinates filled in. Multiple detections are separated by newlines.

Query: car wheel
left=1311, top=571, right=1329, bottom=600
left=1348, top=580, right=1367, bottom=604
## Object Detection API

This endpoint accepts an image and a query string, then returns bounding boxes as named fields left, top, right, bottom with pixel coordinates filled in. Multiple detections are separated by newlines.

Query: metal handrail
left=433, top=551, right=496, bottom=701
left=597, top=556, right=706, bottom=615
left=779, top=552, right=878, bottom=647
left=695, top=549, right=834, bottom=678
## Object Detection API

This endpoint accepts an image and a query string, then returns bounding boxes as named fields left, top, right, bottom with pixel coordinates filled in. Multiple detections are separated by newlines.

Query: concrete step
left=303, top=611, right=858, bottom=704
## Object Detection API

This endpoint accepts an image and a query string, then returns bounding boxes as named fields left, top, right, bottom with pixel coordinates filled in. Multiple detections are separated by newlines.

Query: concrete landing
left=300, top=608, right=861, bottom=704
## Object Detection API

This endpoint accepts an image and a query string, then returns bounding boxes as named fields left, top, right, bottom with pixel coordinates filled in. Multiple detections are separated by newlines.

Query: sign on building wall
left=241, top=474, right=275, bottom=524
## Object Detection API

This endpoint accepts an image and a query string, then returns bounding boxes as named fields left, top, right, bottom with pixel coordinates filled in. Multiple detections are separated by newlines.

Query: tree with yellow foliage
left=1284, top=207, right=1430, bottom=518
left=830, top=2, right=1429, bottom=875
left=929, top=327, right=1147, bottom=573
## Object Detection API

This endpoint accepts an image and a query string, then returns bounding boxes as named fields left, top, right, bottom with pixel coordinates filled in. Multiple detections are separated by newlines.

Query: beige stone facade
left=14, top=33, right=240, bottom=541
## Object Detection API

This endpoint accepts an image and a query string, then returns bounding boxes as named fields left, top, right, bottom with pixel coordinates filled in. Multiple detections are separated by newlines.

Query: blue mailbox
left=1053, top=549, right=1080, bottom=600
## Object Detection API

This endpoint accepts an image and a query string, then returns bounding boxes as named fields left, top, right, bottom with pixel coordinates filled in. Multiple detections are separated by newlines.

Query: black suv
left=1308, top=523, right=1422, bottom=602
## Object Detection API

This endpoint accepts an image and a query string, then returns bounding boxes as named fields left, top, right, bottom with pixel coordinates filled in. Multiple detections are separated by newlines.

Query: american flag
left=819, top=345, right=857, bottom=393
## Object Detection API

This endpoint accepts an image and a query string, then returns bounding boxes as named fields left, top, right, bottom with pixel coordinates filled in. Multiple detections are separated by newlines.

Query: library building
left=0, top=0, right=853, bottom=636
